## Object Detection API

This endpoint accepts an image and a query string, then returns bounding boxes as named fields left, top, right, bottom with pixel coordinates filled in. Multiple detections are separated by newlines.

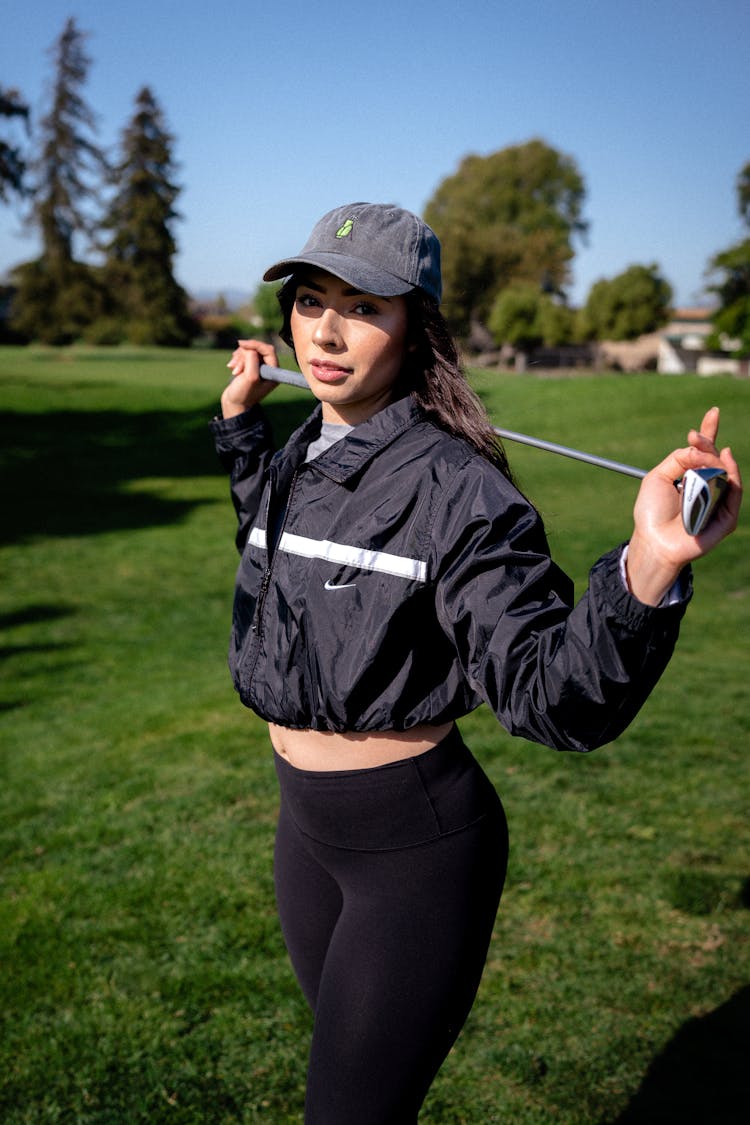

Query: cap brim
left=262, top=251, right=414, bottom=298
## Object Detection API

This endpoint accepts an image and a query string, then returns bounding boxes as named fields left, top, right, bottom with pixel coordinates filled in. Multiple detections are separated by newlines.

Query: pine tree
left=0, top=85, right=30, bottom=202
left=101, top=87, right=195, bottom=346
left=11, top=18, right=107, bottom=343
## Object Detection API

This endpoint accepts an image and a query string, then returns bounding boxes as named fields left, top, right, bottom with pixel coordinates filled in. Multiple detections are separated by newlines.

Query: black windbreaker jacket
left=211, top=395, right=690, bottom=752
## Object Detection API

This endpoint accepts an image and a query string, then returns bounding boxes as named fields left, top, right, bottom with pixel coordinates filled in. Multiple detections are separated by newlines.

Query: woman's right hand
left=220, top=338, right=281, bottom=419
left=626, top=407, right=741, bottom=605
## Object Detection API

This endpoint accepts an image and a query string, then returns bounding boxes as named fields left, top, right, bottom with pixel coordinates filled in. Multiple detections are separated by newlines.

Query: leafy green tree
left=488, top=284, right=545, bottom=353
left=424, top=139, right=588, bottom=335
left=737, top=160, right=750, bottom=228
left=580, top=264, right=672, bottom=341
left=10, top=19, right=107, bottom=342
left=252, top=281, right=283, bottom=338
left=0, top=85, right=29, bottom=202
left=100, top=87, right=195, bottom=346
left=705, top=160, right=750, bottom=356
left=706, top=241, right=750, bottom=356
left=488, top=283, right=575, bottom=367
left=536, top=296, right=576, bottom=347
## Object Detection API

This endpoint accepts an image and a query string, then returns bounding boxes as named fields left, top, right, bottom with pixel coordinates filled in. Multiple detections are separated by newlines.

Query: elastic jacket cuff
left=595, top=544, right=693, bottom=626
left=209, top=405, right=271, bottom=454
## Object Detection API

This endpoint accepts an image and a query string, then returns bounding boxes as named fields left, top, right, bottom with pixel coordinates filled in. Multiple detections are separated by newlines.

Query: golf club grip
left=260, top=364, right=309, bottom=389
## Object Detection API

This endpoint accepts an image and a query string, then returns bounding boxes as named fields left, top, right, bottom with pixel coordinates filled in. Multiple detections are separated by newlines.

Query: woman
left=210, top=202, right=741, bottom=1123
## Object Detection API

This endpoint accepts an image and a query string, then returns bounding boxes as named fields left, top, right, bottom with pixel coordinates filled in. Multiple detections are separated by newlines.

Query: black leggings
left=273, top=726, right=509, bottom=1124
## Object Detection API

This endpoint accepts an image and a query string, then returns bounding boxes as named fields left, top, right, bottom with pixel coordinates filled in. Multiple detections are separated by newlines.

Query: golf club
left=258, top=364, right=727, bottom=536
left=678, top=467, right=729, bottom=536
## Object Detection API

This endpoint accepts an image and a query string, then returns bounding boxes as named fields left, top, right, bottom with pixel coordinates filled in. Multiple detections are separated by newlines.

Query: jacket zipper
left=252, top=570, right=272, bottom=638
left=251, top=468, right=301, bottom=643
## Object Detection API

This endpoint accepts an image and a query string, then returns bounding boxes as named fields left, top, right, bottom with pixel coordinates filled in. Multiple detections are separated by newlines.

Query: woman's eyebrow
left=297, top=277, right=326, bottom=293
left=298, top=277, right=391, bottom=301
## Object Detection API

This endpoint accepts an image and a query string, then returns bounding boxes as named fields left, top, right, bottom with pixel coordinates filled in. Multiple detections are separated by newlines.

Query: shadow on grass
left=0, top=398, right=312, bottom=546
left=0, top=604, right=79, bottom=713
left=609, top=985, right=750, bottom=1124
left=0, top=604, right=76, bottom=629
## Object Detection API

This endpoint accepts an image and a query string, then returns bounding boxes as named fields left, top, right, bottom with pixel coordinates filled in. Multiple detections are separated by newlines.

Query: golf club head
left=678, top=467, right=729, bottom=536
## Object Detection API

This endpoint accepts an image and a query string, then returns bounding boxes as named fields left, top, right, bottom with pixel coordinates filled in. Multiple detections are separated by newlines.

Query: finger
left=232, top=344, right=263, bottom=370
left=688, top=405, right=720, bottom=450
left=720, top=445, right=743, bottom=513
left=227, top=352, right=248, bottom=376
left=721, top=443, right=742, bottom=484
left=233, top=340, right=279, bottom=373
left=700, top=405, right=720, bottom=436
left=237, top=338, right=275, bottom=356
left=652, top=443, right=725, bottom=485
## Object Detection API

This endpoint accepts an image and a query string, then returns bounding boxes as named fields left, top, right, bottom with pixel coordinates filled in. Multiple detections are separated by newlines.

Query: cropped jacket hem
left=211, top=396, right=690, bottom=752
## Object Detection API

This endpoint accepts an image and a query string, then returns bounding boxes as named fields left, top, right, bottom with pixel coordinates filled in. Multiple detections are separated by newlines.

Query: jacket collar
left=279, top=396, right=427, bottom=484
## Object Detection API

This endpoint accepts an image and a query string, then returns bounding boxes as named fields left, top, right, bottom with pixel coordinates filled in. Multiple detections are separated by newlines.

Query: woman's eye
left=353, top=301, right=378, bottom=315
left=297, top=293, right=320, bottom=308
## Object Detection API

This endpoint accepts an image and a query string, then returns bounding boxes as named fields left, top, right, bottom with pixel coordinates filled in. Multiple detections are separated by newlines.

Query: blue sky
left=1, top=0, right=748, bottom=308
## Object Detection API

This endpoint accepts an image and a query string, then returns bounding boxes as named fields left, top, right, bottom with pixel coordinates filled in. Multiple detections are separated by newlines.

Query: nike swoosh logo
left=324, top=579, right=356, bottom=590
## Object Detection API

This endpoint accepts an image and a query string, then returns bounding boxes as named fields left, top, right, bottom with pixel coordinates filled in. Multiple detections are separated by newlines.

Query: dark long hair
left=277, top=277, right=514, bottom=481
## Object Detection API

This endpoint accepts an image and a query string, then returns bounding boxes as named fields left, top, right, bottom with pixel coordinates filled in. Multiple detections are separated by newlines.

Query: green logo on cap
left=335, top=219, right=354, bottom=239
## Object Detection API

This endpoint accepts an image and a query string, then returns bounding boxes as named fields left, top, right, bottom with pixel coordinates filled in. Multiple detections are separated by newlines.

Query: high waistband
left=273, top=725, right=501, bottom=852
left=273, top=723, right=468, bottom=781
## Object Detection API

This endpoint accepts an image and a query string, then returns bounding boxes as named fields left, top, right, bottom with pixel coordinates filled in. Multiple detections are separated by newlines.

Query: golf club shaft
left=490, top=428, right=646, bottom=479
left=259, top=364, right=647, bottom=480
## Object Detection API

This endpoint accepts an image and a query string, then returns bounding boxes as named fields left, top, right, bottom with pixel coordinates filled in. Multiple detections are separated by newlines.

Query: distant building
left=658, top=308, right=746, bottom=376
left=658, top=308, right=714, bottom=373
left=596, top=333, right=660, bottom=372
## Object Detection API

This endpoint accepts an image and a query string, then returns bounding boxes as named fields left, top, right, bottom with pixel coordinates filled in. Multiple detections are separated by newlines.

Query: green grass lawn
left=1, top=345, right=748, bottom=1123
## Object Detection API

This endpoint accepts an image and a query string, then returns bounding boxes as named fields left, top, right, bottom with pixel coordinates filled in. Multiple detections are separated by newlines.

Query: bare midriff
left=268, top=721, right=455, bottom=771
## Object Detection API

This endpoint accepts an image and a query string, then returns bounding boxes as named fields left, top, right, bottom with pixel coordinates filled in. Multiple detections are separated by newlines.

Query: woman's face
left=290, top=270, right=410, bottom=425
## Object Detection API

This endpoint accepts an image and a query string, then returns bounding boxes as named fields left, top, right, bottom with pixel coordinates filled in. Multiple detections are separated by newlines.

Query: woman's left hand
left=625, top=407, right=742, bottom=606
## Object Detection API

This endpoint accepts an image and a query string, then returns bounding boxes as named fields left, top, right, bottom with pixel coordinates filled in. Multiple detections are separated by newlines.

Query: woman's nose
left=313, top=307, right=343, bottom=348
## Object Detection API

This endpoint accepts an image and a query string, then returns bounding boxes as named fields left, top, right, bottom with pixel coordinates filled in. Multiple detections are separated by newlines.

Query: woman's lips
left=310, top=360, right=352, bottom=383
